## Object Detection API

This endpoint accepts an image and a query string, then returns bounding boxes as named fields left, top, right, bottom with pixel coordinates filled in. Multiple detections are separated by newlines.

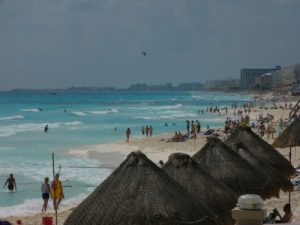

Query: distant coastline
left=1, top=81, right=240, bottom=93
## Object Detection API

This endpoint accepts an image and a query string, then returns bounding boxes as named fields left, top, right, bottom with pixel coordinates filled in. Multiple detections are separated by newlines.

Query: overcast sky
left=0, top=0, right=300, bottom=90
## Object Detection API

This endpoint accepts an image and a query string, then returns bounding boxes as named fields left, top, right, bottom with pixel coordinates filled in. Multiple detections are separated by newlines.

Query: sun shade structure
left=192, top=138, right=280, bottom=199
left=273, top=119, right=300, bottom=152
left=65, top=151, right=217, bottom=225
left=163, top=153, right=238, bottom=225
left=226, top=141, right=293, bottom=193
left=226, top=126, right=294, bottom=177
left=272, top=119, right=300, bottom=204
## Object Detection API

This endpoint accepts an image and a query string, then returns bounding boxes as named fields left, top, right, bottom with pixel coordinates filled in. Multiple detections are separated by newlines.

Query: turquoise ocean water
left=0, top=91, right=250, bottom=216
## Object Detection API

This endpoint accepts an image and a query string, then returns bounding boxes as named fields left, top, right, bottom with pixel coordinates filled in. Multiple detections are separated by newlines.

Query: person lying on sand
left=171, top=132, right=185, bottom=142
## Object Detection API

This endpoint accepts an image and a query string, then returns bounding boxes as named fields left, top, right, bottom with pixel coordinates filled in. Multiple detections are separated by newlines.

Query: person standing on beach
left=186, top=120, right=190, bottom=135
left=149, top=126, right=153, bottom=137
left=51, top=174, right=64, bottom=210
left=41, top=177, right=51, bottom=212
left=3, top=174, right=17, bottom=192
left=141, top=126, right=145, bottom=136
left=126, top=128, right=131, bottom=143
left=258, top=122, right=266, bottom=137
left=196, top=120, right=201, bottom=133
left=191, top=121, right=196, bottom=135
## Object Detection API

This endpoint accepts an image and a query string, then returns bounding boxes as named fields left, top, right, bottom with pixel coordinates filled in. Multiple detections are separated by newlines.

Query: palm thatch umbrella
left=272, top=119, right=300, bottom=204
left=192, top=138, right=280, bottom=199
left=65, top=151, right=217, bottom=225
left=225, top=141, right=293, bottom=193
left=163, top=153, right=238, bottom=225
left=226, top=126, right=294, bottom=177
left=273, top=119, right=300, bottom=162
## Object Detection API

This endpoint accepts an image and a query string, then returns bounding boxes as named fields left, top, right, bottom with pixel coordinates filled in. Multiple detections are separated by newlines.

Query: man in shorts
left=3, top=174, right=17, bottom=192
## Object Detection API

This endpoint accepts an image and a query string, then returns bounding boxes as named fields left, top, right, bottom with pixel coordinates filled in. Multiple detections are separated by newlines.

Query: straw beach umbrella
left=272, top=119, right=300, bottom=204
left=65, top=151, right=217, bottom=225
left=273, top=119, right=300, bottom=163
left=163, top=153, right=238, bottom=225
left=192, top=138, right=280, bottom=199
left=226, top=141, right=293, bottom=193
left=226, top=126, right=294, bottom=177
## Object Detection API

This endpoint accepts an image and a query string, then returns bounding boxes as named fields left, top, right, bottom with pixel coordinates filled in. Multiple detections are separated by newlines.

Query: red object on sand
left=42, top=217, right=53, bottom=225
left=16, top=220, right=22, bottom=225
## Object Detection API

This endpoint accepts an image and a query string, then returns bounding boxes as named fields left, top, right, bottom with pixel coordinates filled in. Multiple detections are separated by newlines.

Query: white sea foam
left=0, top=115, right=24, bottom=121
left=200, top=117, right=226, bottom=122
left=54, top=157, right=109, bottom=185
left=172, top=112, right=198, bottom=118
left=20, top=108, right=40, bottom=112
left=128, top=107, right=152, bottom=110
left=135, top=116, right=172, bottom=120
left=157, top=104, right=182, bottom=109
left=0, top=194, right=87, bottom=217
left=0, top=146, right=14, bottom=151
left=0, top=198, right=42, bottom=217
left=71, top=111, right=87, bottom=116
left=88, top=109, right=119, bottom=115
left=0, top=121, right=83, bottom=137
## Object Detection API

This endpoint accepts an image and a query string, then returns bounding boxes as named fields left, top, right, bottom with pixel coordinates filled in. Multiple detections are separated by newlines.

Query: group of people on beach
left=3, top=173, right=64, bottom=213
left=141, top=126, right=153, bottom=137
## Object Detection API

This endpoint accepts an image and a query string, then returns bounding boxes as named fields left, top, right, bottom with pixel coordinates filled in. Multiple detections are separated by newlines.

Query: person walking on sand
left=51, top=174, right=64, bottom=210
left=3, top=174, right=17, bottom=192
left=149, top=126, right=153, bottom=137
left=126, top=128, right=131, bottom=143
left=41, top=177, right=51, bottom=212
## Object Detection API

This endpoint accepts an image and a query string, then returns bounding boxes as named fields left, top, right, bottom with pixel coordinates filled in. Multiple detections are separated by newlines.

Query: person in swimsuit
left=126, top=128, right=131, bottom=142
left=51, top=174, right=64, bottom=210
left=3, top=174, right=17, bottom=192
left=41, top=177, right=51, bottom=212
left=273, top=204, right=293, bottom=223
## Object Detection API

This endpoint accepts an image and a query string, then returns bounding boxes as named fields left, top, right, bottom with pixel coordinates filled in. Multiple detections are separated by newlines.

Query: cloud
left=0, top=0, right=300, bottom=89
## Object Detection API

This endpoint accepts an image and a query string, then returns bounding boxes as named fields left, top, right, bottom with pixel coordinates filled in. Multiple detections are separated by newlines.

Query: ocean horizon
left=0, top=91, right=250, bottom=216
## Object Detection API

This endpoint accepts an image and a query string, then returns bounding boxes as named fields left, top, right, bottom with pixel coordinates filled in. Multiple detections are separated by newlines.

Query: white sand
left=2, top=98, right=300, bottom=224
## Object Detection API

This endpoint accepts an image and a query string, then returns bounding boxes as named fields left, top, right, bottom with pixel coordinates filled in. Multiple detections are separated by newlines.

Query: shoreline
left=3, top=131, right=300, bottom=224
left=2, top=97, right=300, bottom=224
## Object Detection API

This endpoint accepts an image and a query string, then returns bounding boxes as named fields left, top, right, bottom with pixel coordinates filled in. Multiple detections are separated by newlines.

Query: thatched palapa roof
left=226, top=141, right=293, bottom=192
left=192, top=138, right=280, bottom=199
left=163, top=153, right=237, bottom=225
left=273, top=119, right=300, bottom=148
left=226, top=126, right=294, bottom=177
left=65, top=151, right=217, bottom=225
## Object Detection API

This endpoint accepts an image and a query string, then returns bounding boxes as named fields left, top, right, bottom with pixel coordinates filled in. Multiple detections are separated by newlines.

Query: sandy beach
left=2, top=98, right=300, bottom=224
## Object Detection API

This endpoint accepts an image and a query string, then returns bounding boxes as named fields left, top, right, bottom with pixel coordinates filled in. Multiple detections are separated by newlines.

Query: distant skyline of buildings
left=240, top=66, right=281, bottom=89
left=239, top=63, right=300, bottom=94
left=5, top=62, right=300, bottom=95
